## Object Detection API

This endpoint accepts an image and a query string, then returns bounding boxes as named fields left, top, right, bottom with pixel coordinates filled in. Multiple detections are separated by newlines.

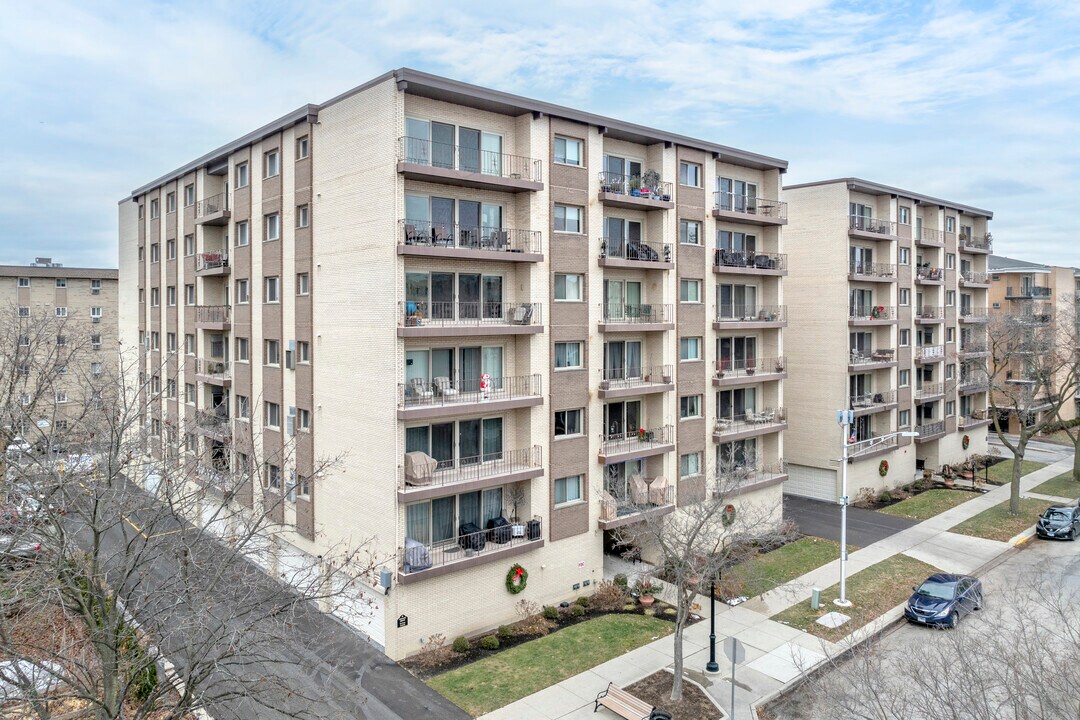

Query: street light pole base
left=705, top=662, right=721, bottom=674
left=833, top=598, right=853, bottom=608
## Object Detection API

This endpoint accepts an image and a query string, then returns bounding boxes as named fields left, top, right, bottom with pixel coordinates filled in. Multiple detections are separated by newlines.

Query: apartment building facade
left=987, top=255, right=1080, bottom=432
left=782, top=179, right=992, bottom=501
left=117, top=69, right=788, bottom=660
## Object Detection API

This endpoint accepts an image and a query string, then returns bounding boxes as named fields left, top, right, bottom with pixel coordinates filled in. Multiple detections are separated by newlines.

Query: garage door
left=785, top=464, right=838, bottom=502
left=330, top=571, right=385, bottom=651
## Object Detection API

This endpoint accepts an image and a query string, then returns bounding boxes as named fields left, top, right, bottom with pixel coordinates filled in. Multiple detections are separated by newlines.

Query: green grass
left=951, top=498, right=1049, bottom=542
left=984, top=460, right=1046, bottom=486
left=771, top=554, right=939, bottom=642
left=1031, top=472, right=1080, bottom=499
left=878, top=489, right=980, bottom=521
left=725, top=537, right=854, bottom=598
left=427, top=613, right=672, bottom=716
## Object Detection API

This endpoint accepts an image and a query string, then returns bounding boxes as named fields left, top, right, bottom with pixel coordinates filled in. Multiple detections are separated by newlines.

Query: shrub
left=542, top=605, right=559, bottom=620
left=663, top=607, right=677, bottom=616
left=878, top=490, right=893, bottom=503
left=571, top=604, right=586, bottom=617
left=623, top=603, right=638, bottom=612
left=590, top=580, right=628, bottom=611
left=479, top=635, right=500, bottom=650
left=575, top=596, right=590, bottom=608
left=452, top=636, right=470, bottom=653
left=613, top=573, right=629, bottom=590
left=497, top=625, right=512, bottom=639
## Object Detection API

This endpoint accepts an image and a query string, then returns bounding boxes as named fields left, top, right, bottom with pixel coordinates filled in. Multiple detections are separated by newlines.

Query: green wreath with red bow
left=506, top=563, right=528, bottom=594
left=879, top=459, right=889, bottom=477
left=962, top=435, right=970, bottom=450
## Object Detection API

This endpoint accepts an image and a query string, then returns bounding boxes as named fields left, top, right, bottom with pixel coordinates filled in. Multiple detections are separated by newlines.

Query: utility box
left=811, top=587, right=821, bottom=610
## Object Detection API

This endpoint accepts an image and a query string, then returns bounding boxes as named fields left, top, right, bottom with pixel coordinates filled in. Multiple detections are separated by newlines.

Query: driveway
left=783, top=495, right=918, bottom=548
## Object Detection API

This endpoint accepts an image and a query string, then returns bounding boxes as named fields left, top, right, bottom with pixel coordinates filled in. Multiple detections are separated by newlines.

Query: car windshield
left=915, top=580, right=956, bottom=600
left=1043, top=510, right=1070, bottom=522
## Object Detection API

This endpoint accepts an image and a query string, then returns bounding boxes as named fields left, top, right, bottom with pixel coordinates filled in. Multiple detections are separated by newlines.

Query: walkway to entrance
left=783, top=494, right=918, bottom=548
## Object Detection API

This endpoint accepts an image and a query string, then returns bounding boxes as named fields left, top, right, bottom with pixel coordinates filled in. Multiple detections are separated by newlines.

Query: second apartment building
left=118, top=69, right=789, bottom=659
left=782, top=178, right=992, bottom=501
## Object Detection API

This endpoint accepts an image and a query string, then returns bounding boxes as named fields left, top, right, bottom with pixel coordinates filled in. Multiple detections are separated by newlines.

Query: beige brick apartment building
left=117, top=69, right=789, bottom=659
left=782, top=179, right=992, bottom=500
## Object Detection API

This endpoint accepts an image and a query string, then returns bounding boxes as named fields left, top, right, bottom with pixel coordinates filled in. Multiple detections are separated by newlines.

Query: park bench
left=594, top=682, right=671, bottom=719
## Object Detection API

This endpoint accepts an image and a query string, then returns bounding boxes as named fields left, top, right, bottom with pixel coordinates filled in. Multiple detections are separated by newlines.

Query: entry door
left=431, top=272, right=455, bottom=319
left=605, top=342, right=625, bottom=381
left=605, top=402, right=625, bottom=437
left=431, top=122, right=455, bottom=169
left=482, top=418, right=503, bottom=461
left=431, top=348, right=453, bottom=383
left=431, top=197, right=455, bottom=241
left=459, top=273, right=481, bottom=320
left=459, top=419, right=481, bottom=465
left=625, top=281, right=642, bottom=311
left=719, top=177, right=733, bottom=210
left=481, top=132, right=502, bottom=175
left=459, top=200, right=481, bottom=248
left=482, top=347, right=503, bottom=388
left=460, top=347, right=481, bottom=391
left=604, top=280, right=625, bottom=321
left=405, top=350, right=429, bottom=386
left=459, top=127, right=481, bottom=173
left=404, top=118, right=430, bottom=164
left=431, top=423, right=454, bottom=468
left=483, top=276, right=503, bottom=319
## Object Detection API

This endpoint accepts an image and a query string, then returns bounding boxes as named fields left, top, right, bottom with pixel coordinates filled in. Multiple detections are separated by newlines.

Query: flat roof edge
left=784, top=177, right=993, bottom=218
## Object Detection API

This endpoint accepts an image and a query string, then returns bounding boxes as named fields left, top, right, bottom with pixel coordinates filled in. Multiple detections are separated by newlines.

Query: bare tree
left=0, top=345, right=382, bottom=720
left=611, top=458, right=789, bottom=702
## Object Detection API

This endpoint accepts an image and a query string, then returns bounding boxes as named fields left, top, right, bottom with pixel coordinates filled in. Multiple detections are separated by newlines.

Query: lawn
left=1036, top=429, right=1076, bottom=447
left=1031, top=472, right=1080, bottom=500
left=724, top=537, right=854, bottom=598
left=770, top=554, right=939, bottom=642
left=878, top=489, right=980, bottom=521
left=984, top=459, right=1046, bottom=486
left=427, top=613, right=672, bottom=716
left=950, top=498, right=1049, bottom=542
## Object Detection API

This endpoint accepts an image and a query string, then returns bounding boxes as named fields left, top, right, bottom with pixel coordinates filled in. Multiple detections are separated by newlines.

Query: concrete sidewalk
left=478, top=456, right=1073, bottom=720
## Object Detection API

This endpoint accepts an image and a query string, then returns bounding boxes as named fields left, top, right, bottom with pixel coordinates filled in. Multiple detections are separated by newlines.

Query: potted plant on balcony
left=629, top=176, right=642, bottom=197
left=637, top=578, right=656, bottom=607
left=641, top=170, right=661, bottom=200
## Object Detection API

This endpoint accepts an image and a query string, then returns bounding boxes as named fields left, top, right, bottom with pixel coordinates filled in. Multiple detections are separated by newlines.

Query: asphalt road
left=782, top=495, right=918, bottom=548
left=987, top=433, right=1074, bottom=466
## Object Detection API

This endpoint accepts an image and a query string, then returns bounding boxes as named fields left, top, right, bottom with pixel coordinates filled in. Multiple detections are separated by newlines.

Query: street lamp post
left=706, top=576, right=720, bottom=673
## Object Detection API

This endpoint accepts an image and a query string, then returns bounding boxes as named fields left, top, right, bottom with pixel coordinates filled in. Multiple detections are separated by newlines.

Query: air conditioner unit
left=285, top=350, right=295, bottom=370
left=286, top=406, right=296, bottom=436
left=286, top=471, right=296, bottom=502
left=91, top=316, right=101, bottom=323
left=91, top=288, right=101, bottom=295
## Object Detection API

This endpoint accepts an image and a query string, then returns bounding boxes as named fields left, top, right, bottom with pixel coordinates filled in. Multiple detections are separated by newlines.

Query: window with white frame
left=899, top=288, right=910, bottom=305
left=54, top=307, right=67, bottom=317
left=554, top=475, right=583, bottom=505
left=554, top=273, right=583, bottom=301
left=235, top=162, right=249, bottom=188
left=236, top=279, right=249, bottom=304
left=150, top=243, right=159, bottom=262
left=680, top=451, right=702, bottom=478
left=166, top=286, right=176, bottom=306
left=296, top=273, right=309, bottom=295
left=150, top=288, right=159, bottom=306
left=55, top=278, right=66, bottom=288
left=898, top=247, right=910, bottom=265
left=235, top=337, right=249, bottom=361
left=947, top=327, right=955, bottom=343
left=679, top=219, right=701, bottom=245
left=946, top=216, right=956, bottom=232
left=265, top=149, right=280, bottom=178
left=680, top=279, right=701, bottom=303
left=946, top=400, right=955, bottom=416
left=55, top=391, right=68, bottom=404
left=554, top=136, right=583, bottom=166
left=266, top=464, right=281, bottom=490
left=17, top=306, right=29, bottom=317
left=185, top=383, right=196, bottom=404
left=185, top=334, right=195, bottom=354
left=554, top=205, right=583, bottom=233
left=265, top=402, right=281, bottom=429
left=184, top=234, right=195, bottom=256
left=899, top=369, right=910, bottom=387
left=680, top=336, right=702, bottom=361
left=297, top=340, right=310, bottom=363
left=296, top=135, right=309, bottom=159
left=554, top=341, right=582, bottom=369
left=946, top=290, right=955, bottom=306
left=166, top=192, right=176, bottom=213
left=680, top=395, right=702, bottom=419
left=149, top=331, right=159, bottom=349
left=899, top=206, right=911, bottom=224
left=236, top=395, right=250, bottom=419
left=236, top=221, right=250, bottom=246
left=946, top=253, right=955, bottom=269
left=297, top=408, right=311, bottom=431
left=554, top=408, right=583, bottom=437
left=166, top=332, right=176, bottom=351
left=90, top=306, right=102, bottom=319
left=264, top=276, right=280, bottom=303
left=184, top=184, right=195, bottom=207
left=150, top=198, right=159, bottom=218
left=900, top=329, right=910, bottom=346
left=17, top=277, right=29, bottom=288
left=679, top=161, right=702, bottom=187
left=185, top=284, right=195, bottom=305
left=899, top=409, right=911, bottom=427
left=264, top=213, right=281, bottom=242
left=265, top=339, right=280, bottom=366
left=297, top=204, right=309, bottom=228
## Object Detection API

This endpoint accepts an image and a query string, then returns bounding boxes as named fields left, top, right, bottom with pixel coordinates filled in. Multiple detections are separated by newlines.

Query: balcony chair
left=408, top=377, right=434, bottom=401
left=432, top=376, right=459, bottom=399
left=403, top=223, right=420, bottom=245
left=628, top=475, right=650, bottom=506
left=433, top=224, right=453, bottom=247
left=402, top=537, right=432, bottom=573
left=484, top=229, right=509, bottom=251
left=512, top=304, right=534, bottom=325
left=486, top=516, right=513, bottom=544
left=599, top=491, right=618, bottom=521
left=403, top=451, right=438, bottom=486
left=648, top=476, right=669, bottom=506
left=458, top=522, right=485, bottom=552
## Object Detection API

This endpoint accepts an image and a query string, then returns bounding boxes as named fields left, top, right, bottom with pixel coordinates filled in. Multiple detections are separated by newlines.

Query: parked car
left=1036, top=505, right=1080, bottom=540
left=0, top=532, right=46, bottom=569
left=904, top=573, right=983, bottom=628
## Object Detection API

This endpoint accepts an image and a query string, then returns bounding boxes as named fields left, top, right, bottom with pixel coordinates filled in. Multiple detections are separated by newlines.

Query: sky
left=1, top=0, right=1078, bottom=269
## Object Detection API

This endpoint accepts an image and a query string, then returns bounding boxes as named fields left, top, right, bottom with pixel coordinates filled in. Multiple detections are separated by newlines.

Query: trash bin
left=811, top=587, right=821, bottom=610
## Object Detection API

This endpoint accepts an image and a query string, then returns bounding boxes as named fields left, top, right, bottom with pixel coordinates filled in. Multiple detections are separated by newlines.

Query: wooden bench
left=594, top=682, right=654, bottom=719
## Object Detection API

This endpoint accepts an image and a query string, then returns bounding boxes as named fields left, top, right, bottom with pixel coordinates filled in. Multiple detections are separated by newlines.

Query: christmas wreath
left=506, top=563, right=528, bottom=594
left=879, top=459, right=889, bottom=477
left=721, top=504, right=737, bottom=527
left=962, top=434, right=970, bottom=450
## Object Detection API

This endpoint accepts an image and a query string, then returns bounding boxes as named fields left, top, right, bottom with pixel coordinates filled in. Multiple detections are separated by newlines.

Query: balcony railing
left=848, top=433, right=898, bottom=458
left=195, top=305, right=230, bottom=324
left=915, top=382, right=945, bottom=400
left=398, top=137, right=543, bottom=182
left=600, top=304, right=674, bottom=324
left=849, top=261, right=895, bottom=279
left=849, top=216, right=897, bottom=236
left=849, top=348, right=896, bottom=366
left=850, top=390, right=897, bottom=409
left=960, top=271, right=990, bottom=285
left=916, top=266, right=944, bottom=281
left=599, top=172, right=672, bottom=201
left=399, top=373, right=542, bottom=409
left=714, top=408, right=787, bottom=436
left=400, top=219, right=542, bottom=255
left=600, top=364, right=673, bottom=389
left=196, top=192, right=228, bottom=218
left=916, top=421, right=946, bottom=438
left=960, top=307, right=989, bottom=320
left=714, top=250, right=787, bottom=272
left=400, top=445, right=543, bottom=491
left=599, top=425, right=674, bottom=457
left=916, top=306, right=945, bottom=320
left=1006, top=286, right=1051, bottom=299
left=916, top=227, right=944, bottom=244
left=715, top=355, right=786, bottom=378
left=849, top=305, right=896, bottom=321
left=715, top=305, right=786, bottom=323
left=196, top=250, right=229, bottom=272
left=600, top=483, right=675, bottom=525
left=716, top=459, right=788, bottom=492
left=959, top=233, right=993, bottom=252
left=960, top=374, right=990, bottom=392
left=195, top=408, right=230, bottom=433
left=600, top=238, right=672, bottom=264
left=400, top=516, right=543, bottom=575
left=959, top=341, right=988, bottom=354
left=715, top=192, right=787, bottom=220
left=960, top=410, right=990, bottom=427
left=399, top=301, right=541, bottom=328
left=916, top=345, right=945, bottom=361
left=196, top=358, right=231, bottom=380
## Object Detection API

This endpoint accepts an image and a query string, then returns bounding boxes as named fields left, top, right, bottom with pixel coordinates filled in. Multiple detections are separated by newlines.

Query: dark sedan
left=1036, top=505, right=1080, bottom=540
left=904, top=573, right=983, bottom=628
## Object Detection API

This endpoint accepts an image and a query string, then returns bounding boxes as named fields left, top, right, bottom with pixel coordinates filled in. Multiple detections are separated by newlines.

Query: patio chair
left=403, top=223, right=420, bottom=245
left=432, top=376, right=459, bottom=399
left=408, top=377, right=434, bottom=401
left=648, top=476, right=669, bottom=506
left=629, top=474, right=650, bottom=506
left=513, top=304, right=534, bottom=325
left=600, top=491, right=618, bottom=521
left=403, top=451, right=437, bottom=486
left=433, top=224, right=452, bottom=247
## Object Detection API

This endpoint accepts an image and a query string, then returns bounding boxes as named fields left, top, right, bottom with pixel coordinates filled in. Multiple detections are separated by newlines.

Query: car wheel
left=974, top=593, right=983, bottom=611
left=947, top=611, right=959, bottom=629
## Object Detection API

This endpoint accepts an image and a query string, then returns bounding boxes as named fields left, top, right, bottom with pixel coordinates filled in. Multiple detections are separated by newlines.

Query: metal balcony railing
left=849, top=348, right=896, bottom=365
left=195, top=305, right=230, bottom=324
left=600, top=237, right=672, bottom=264
left=916, top=421, right=946, bottom=437
left=196, top=358, right=231, bottom=379
left=849, top=261, right=895, bottom=278
left=916, top=345, right=945, bottom=361
left=849, top=216, right=897, bottom=235
left=960, top=374, right=990, bottom=392
left=716, top=459, right=788, bottom=491
left=398, top=137, right=543, bottom=182
left=960, top=271, right=990, bottom=285
left=959, top=341, right=988, bottom=354
left=916, top=306, right=945, bottom=320
left=400, top=516, right=543, bottom=574
left=850, top=390, right=897, bottom=409
left=915, top=382, right=945, bottom=400
left=598, top=172, right=672, bottom=200
left=599, top=364, right=673, bottom=389
left=399, top=373, right=542, bottom=409
left=916, top=226, right=944, bottom=243
left=715, top=192, right=787, bottom=220
left=715, top=305, right=786, bottom=323
left=849, top=305, right=896, bottom=321
left=959, top=233, right=993, bottom=252
left=196, top=192, right=228, bottom=218
left=714, top=250, right=787, bottom=271
left=196, top=250, right=229, bottom=271
left=600, top=483, right=675, bottom=522
left=1006, top=286, right=1051, bottom=299
left=399, top=219, right=542, bottom=254
left=714, top=408, right=787, bottom=435
left=599, top=425, right=674, bottom=456
left=960, top=307, right=989, bottom=320
left=960, top=410, right=989, bottom=427
left=600, top=303, right=674, bottom=324
left=399, top=445, right=543, bottom=491
left=715, top=355, right=786, bottom=378
left=916, top=266, right=944, bottom=281
left=195, top=408, right=230, bottom=433
left=399, top=301, right=541, bottom=328
left=848, top=432, right=898, bottom=458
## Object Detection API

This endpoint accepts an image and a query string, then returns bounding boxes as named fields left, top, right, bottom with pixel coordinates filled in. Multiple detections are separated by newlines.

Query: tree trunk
left=1010, top=449, right=1024, bottom=515
left=1073, top=437, right=1080, bottom=482
left=669, top=589, right=689, bottom=702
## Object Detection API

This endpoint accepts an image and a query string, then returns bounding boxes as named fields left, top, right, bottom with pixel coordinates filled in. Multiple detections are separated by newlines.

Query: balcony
left=915, top=421, right=946, bottom=441
left=598, top=482, right=676, bottom=531
left=399, top=220, right=543, bottom=262
left=398, top=301, right=542, bottom=337
left=598, top=365, right=674, bottom=399
left=959, top=233, right=993, bottom=254
left=850, top=390, right=898, bottom=415
left=713, top=408, right=787, bottom=443
left=599, top=237, right=673, bottom=270
left=194, top=305, right=230, bottom=330
left=915, top=345, right=945, bottom=363
left=960, top=271, right=990, bottom=288
left=713, top=249, right=787, bottom=276
left=848, top=216, right=898, bottom=241
left=194, top=408, right=230, bottom=441
left=398, top=516, right=544, bottom=584
left=914, top=382, right=945, bottom=402
left=196, top=250, right=230, bottom=276
left=915, top=266, right=944, bottom=285
left=1006, top=285, right=1051, bottom=300
left=398, top=445, right=544, bottom=501
left=195, top=192, right=230, bottom=226
left=959, top=375, right=990, bottom=395
left=959, top=307, right=989, bottom=323
left=598, top=172, right=674, bottom=210
left=959, top=341, right=988, bottom=358
left=194, top=359, right=231, bottom=386
left=717, top=460, right=790, bottom=496
left=396, top=137, right=543, bottom=192
left=713, top=192, right=787, bottom=226
left=849, top=305, right=897, bottom=326
left=848, top=433, right=899, bottom=461
left=713, top=356, right=787, bottom=387
left=915, top=227, right=944, bottom=247
left=848, top=261, right=896, bottom=283
left=598, top=304, right=675, bottom=333
left=915, top=306, right=945, bottom=324
left=398, top=373, right=544, bottom=420
left=713, top=305, right=786, bottom=330
left=959, top=411, right=992, bottom=430
left=848, top=348, right=897, bottom=370
left=597, top=425, right=675, bottom=465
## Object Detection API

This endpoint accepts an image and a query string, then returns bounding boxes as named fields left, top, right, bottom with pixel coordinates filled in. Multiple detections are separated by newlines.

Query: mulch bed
left=625, top=670, right=722, bottom=719
left=852, top=478, right=985, bottom=512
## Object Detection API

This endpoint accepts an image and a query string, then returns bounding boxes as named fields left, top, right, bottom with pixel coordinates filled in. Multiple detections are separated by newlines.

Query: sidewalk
left=479, top=457, right=1073, bottom=720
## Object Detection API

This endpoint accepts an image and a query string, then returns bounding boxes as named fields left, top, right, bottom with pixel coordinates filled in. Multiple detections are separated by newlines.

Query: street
left=987, top=433, right=1073, bottom=465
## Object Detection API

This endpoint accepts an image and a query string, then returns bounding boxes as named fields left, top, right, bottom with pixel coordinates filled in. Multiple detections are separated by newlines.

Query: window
left=945, top=217, right=956, bottom=232
left=680, top=337, right=702, bottom=361
left=55, top=278, right=66, bottom=288
left=266, top=464, right=281, bottom=490
left=185, top=284, right=195, bottom=305
left=899, top=409, right=911, bottom=427
left=150, top=288, right=159, bottom=306
left=947, top=327, right=955, bottom=343
left=265, top=402, right=281, bottom=429
left=183, top=234, right=195, bottom=256
left=680, top=452, right=702, bottom=478
left=554, top=205, right=583, bottom=233
left=899, top=206, right=910, bottom=224
left=19, top=393, right=29, bottom=406
left=296, top=273, right=309, bottom=295
left=554, top=409, right=583, bottom=437
left=265, top=339, right=280, bottom=366
left=554, top=273, right=583, bottom=301
left=296, top=135, right=309, bottom=160
left=166, top=192, right=176, bottom=213
left=166, top=286, right=176, bottom=306
left=899, top=288, right=910, bottom=306
left=679, top=161, right=702, bottom=187
left=264, top=276, right=280, bottom=303
left=236, top=221, right=250, bottom=247
left=90, top=306, right=102, bottom=319
left=17, top=306, right=28, bottom=317
left=236, top=395, right=250, bottom=419
left=138, top=204, right=144, bottom=219
left=899, top=369, right=910, bottom=387
left=54, top=307, right=68, bottom=317
left=900, top=329, right=910, bottom=346
left=946, top=364, right=956, bottom=379
left=236, top=279, right=249, bottom=304
left=16, top=277, right=29, bottom=288
left=265, top=150, right=280, bottom=178
left=264, top=213, right=280, bottom=242
left=554, top=342, right=582, bottom=369
left=554, top=136, right=583, bottom=166
left=166, top=332, right=176, bottom=351
left=17, top=335, right=29, bottom=347
left=680, top=279, right=701, bottom=303
left=139, top=289, right=144, bottom=304
left=166, top=239, right=176, bottom=260
left=185, top=433, right=197, bottom=454
left=185, top=383, right=195, bottom=404
left=55, top=391, right=68, bottom=404
left=150, top=198, right=159, bottom=218
left=166, top=379, right=176, bottom=398
left=150, top=331, right=159, bottom=350
left=680, top=395, right=702, bottom=419
left=297, top=408, right=311, bottom=431
left=297, top=204, right=309, bottom=228
left=898, top=247, right=910, bottom=265
left=150, top=243, right=160, bottom=262
left=235, top=337, right=249, bottom=361
left=235, top=162, right=249, bottom=188
left=946, top=253, right=955, bottom=269
left=185, top=334, right=195, bottom=354
left=679, top=219, right=701, bottom=245
left=946, top=290, right=956, bottom=306
left=184, top=184, right=195, bottom=207
left=554, top=475, right=583, bottom=505
left=297, top=475, right=311, bottom=498
left=297, top=340, right=310, bottom=363
left=946, top=400, right=956, bottom=417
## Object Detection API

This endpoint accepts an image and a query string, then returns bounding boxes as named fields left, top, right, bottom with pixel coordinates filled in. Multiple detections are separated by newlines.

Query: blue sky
left=2, top=0, right=1078, bottom=269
